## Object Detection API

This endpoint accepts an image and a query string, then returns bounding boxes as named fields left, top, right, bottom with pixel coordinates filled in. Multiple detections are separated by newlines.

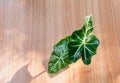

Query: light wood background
left=0, top=0, right=120, bottom=83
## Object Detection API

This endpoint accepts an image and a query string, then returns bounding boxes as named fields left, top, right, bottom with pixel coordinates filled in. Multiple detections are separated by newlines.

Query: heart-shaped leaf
left=68, top=15, right=100, bottom=64
left=48, top=36, right=71, bottom=73
left=48, top=15, right=100, bottom=74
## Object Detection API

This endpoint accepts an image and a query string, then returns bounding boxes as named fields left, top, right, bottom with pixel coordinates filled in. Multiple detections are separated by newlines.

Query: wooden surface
left=0, top=0, right=120, bottom=83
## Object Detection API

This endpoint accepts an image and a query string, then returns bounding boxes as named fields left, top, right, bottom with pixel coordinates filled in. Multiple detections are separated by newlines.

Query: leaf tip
left=83, top=59, right=91, bottom=65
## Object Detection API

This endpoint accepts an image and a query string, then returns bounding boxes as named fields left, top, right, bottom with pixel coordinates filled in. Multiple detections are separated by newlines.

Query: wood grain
left=0, top=0, right=120, bottom=83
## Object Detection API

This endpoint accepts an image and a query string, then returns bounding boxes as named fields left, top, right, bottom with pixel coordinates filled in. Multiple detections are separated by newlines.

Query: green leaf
left=48, top=36, right=71, bottom=73
left=68, top=15, right=100, bottom=65
left=48, top=15, right=100, bottom=74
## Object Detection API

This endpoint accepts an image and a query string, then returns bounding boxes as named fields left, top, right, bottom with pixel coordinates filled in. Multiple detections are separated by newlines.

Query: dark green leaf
left=48, top=36, right=71, bottom=73
left=68, top=15, right=100, bottom=65
left=48, top=15, right=100, bottom=74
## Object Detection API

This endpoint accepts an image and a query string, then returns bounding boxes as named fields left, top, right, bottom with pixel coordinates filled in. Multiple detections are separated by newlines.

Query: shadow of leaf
left=7, top=61, right=45, bottom=83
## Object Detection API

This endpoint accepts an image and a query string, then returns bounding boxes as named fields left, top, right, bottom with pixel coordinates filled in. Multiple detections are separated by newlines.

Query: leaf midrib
left=51, top=52, right=68, bottom=70
left=72, top=21, right=93, bottom=58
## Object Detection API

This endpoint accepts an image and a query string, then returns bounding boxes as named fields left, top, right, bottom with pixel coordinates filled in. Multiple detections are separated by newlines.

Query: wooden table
left=0, top=0, right=120, bottom=83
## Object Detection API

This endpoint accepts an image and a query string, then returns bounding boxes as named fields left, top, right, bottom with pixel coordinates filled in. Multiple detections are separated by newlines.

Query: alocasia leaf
left=48, top=36, right=71, bottom=73
left=48, top=15, right=100, bottom=74
left=68, top=15, right=100, bottom=65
